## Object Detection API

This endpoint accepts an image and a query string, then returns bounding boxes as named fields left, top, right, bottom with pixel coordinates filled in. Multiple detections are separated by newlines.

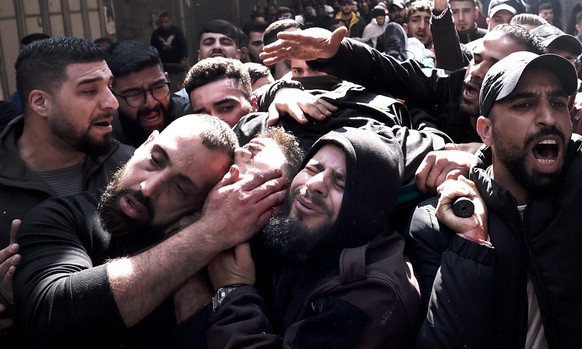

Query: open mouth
left=120, top=193, right=149, bottom=222
left=532, top=139, right=559, bottom=165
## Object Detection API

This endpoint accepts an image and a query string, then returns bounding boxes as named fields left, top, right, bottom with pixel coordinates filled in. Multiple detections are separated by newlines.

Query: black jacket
left=407, top=135, right=582, bottom=348
left=307, top=39, right=480, bottom=143
left=13, top=193, right=177, bottom=348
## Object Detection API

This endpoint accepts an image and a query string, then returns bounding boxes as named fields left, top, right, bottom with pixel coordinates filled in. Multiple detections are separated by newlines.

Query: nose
left=536, top=100, right=559, bottom=126
left=468, top=60, right=485, bottom=81
left=305, top=170, right=330, bottom=197
left=139, top=172, right=166, bottom=198
left=104, top=86, right=119, bottom=110
left=144, top=89, right=158, bottom=108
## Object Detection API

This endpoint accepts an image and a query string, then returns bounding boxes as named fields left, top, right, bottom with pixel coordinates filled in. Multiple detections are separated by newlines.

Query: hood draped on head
left=302, top=127, right=404, bottom=252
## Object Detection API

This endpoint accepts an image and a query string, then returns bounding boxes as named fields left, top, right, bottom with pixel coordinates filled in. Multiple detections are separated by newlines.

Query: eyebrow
left=213, top=97, right=237, bottom=107
left=311, top=160, right=346, bottom=182
left=505, top=89, right=569, bottom=102
left=151, top=144, right=199, bottom=192
left=119, top=78, right=167, bottom=95
left=78, top=75, right=110, bottom=87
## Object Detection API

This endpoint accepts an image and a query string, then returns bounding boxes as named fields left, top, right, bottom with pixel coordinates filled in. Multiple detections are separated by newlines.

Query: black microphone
left=452, top=197, right=474, bottom=218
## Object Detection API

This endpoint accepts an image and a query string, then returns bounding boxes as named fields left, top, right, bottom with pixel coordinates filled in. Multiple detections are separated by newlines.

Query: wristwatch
left=212, top=285, right=242, bottom=312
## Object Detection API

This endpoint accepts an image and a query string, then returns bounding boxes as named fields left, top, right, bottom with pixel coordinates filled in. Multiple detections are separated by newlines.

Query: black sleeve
left=307, top=39, right=450, bottom=109
left=13, top=195, right=125, bottom=346
left=414, top=235, right=497, bottom=349
left=430, top=7, right=466, bottom=72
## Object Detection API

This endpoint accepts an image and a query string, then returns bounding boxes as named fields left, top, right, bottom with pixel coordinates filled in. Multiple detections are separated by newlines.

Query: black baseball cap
left=480, top=52, right=577, bottom=117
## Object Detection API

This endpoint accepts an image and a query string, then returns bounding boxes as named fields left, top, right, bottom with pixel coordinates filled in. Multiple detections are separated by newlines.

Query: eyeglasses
left=113, top=82, right=171, bottom=108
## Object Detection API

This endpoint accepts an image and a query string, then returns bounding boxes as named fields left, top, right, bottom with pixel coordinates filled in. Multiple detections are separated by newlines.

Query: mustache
left=525, top=126, right=565, bottom=147
left=120, top=188, right=155, bottom=220
left=137, top=102, right=164, bottom=121
left=91, top=110, right=116, bottom=123
left=293, top=187, right=333, bottom=216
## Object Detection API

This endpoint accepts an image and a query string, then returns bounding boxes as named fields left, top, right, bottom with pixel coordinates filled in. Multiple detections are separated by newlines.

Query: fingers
left=299, top=98, right=335, bottom=122
left=237, top=168, right=285, bottom=192
left=329, top=27, right=349, bottom=47
left=286, top=102, right=308, bottom=124
left=218, top=165, right=241, bottom=188
left=9, top=220, right=20, bottom=244
left=233, top=243, right=252, bottom=266
left=267, top=103, right=281, bottom=126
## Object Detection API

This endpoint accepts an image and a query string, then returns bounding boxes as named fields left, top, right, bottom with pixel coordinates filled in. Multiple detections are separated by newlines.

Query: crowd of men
left=0, top=0, right=581, bottom=348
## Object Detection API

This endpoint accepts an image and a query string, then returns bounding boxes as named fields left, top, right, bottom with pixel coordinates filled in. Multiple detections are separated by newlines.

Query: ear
left=476, top=116, right=493, bottom=146
left=250, top=95, right=258, bottom=112
left=197, top=49, right=201, bottom=62
left=235, top=48, right=242, bottom=60
left=402, top=23, right=408, bottom=33
left=28, top=89, right=51, bottom=118
left=474, top=6, right=480, bottom=17
left=137, top=130, right=160, bottom=151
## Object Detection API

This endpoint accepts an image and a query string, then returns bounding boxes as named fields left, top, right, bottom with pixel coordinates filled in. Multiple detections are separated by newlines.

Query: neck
left=490, top=162, right=529, bottom=205
left=18, top=120, right=86, bottom=171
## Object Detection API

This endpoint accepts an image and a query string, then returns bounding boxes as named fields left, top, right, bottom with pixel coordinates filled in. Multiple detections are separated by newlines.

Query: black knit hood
left=302, top=127, right=404, bottom=251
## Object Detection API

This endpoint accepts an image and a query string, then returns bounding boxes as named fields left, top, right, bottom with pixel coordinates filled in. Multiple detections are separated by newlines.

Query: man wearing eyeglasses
left=107, top=40, right=192, bottom=148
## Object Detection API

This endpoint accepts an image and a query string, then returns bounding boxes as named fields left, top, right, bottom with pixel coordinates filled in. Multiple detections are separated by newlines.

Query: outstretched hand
left=260, top=27, right=348, bottom=66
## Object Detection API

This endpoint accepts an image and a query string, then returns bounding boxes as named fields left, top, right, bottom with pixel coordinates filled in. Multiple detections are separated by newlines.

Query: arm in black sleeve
left=306, top=39, right=448, bottom=108
left=431, top=6, right=466, bottom=71
left=13, top=195, right=125, bottom=346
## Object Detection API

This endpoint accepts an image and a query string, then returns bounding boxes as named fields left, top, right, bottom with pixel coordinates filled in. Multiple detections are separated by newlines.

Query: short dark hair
left=184, top=57, right=252, bottom=102
left=199, top=19, right=240, bottom=43
left=263, top=19, right=302, bottom=46
left=107, top=40, right=163, bottom=78
left=538, top=2, right=553, bottom=12
left=449, top=0, right=476, bottom=5
left=244, top=62, right=272, bottom=85
left=244, top=20, right=270, bottom=37
left=15, top=36, right=106, bottom=109
left=20, top=33, right=50, bottom=46
left=491, top=24, right=547, bottom=55
left=510, top=13, right=548, bottom=28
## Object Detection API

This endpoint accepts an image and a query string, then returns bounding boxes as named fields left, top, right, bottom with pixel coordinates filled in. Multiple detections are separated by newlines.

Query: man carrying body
left=410, top=52, right=582, bottom=347
left=107, top=40, right=191, bottom=148
left=191, top=127, right=422, bottom=348
left=0, top=36, right=134, bottom=344
left=12, top=114, right=288, bottom=348
left=259, top=23, right=546, bottom=144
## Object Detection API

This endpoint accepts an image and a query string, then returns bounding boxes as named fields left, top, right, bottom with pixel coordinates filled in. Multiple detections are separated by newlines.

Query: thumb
left=330, top=27, right=348, bottom=46
left=267, top=103, right=280, bottom=126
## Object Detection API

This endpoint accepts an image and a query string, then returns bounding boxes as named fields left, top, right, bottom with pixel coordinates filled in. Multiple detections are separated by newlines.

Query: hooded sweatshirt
left=299, top=127, right=404, bottom=257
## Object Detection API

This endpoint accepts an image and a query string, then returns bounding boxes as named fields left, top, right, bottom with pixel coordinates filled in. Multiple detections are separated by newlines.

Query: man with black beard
left=406, top=52, right=582, bottom=348
left=195, top=127, right=422, bottom=349
left=107, top=40, right=191, bottom=148
left=11, top=114, right=289, bottom=348
left=0, top=36, right=133, bottom=347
